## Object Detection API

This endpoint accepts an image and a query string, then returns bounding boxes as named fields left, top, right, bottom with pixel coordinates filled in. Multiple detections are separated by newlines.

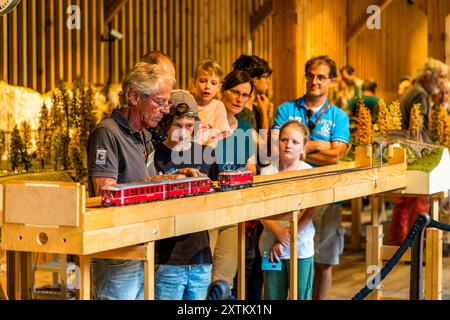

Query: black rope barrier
left=352, top=214, right=428, bottom=300
left=352, top=215, right=450, bottom=300
left=429, top=219, right=450, bottom=232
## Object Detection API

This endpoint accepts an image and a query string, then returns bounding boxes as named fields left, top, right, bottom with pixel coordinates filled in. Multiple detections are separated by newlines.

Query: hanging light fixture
left=0, top=0, right=21, bottom=16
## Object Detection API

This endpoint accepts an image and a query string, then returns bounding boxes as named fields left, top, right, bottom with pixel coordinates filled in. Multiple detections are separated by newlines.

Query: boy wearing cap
left=153, top=90, right=218, bottom=300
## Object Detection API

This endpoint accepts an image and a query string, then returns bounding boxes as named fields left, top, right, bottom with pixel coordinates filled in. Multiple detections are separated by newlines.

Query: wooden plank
left=64, top=0, right=72, bottom=84
left=82, top=0, right=90, bottom=82
left=143, top=242, right=154, bottom=300
left=1, top=217, right=174, bottom=255
left=126, top=0, right=133, bottom=71
left=425, top=228, right=443, bottom=300
left=56, top=0, right=64, bottom=82
left=98, top=0, right=105, bottom=84
left=28, top=0, right=37, bottom=90
left=4, top=182, right=83, bottom=227
left=141, top=0, right=148, bottom=56
left=155, top=0, right=161, bottom=50
left=88, top=243, right=152, bottom=260
left=19, top=0, right=27, bottom=87
left=90, top=0, right=97, bottom=83
left=289, top=211, right=298, bottom=300
left=134, top=0, right=140, bottom=63
left=349, top=198, right=362, bottom=251
left=78, top=256, right=91, bottom=300
left=237, top=222, right=245, bottom=300
left=9, top=7, right=18, bottom=85
left=366, top=225, right=382, bottom=300
left=0, top=14, right=7, bottom=82
left=73, top=0, right=81, bottom=80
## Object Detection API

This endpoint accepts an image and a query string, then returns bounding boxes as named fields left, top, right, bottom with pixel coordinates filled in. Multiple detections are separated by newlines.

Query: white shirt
left=259, top=163, right=315, bottom=259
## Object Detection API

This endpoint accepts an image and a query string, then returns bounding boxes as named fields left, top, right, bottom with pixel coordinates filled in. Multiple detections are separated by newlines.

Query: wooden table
left=1, top=146, right=408, bottom=300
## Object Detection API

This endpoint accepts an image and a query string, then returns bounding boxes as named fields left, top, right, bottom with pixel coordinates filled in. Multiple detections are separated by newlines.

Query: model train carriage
left=218, top=169, right=253, bottom=191
left=101, top=177, right=213, bottom=207
left=102, top=180, right=166, bottom=206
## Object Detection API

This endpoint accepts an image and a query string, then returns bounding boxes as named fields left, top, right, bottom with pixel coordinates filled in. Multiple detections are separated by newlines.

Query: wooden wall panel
left=347, top=0, right=428, bottom=103
left=0, top=0, right=444, bottom=102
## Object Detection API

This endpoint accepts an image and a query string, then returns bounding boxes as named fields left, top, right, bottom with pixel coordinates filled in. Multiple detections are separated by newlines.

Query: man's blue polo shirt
left=273, top=96, right=350, bottom=146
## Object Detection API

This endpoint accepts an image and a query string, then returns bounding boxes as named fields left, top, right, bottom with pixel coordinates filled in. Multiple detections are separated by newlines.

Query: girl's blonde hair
left=193, top=59, right=224, bottom=79
left=279, top=121, right=310, bottom=160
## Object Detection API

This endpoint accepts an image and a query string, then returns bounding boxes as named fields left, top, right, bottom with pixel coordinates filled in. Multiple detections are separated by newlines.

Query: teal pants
left=263, top=256, right=314, bottom=300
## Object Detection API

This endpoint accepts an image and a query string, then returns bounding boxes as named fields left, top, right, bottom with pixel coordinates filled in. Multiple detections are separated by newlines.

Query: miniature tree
left=9, top=125, right=23, bottom=172
left=436, top=105, right=448, bottom=146
left=0, top=130, right=5, bottom=172
left=36, top=103, right=51, bottom=171
left=389, top=100, right=402, bottom=131
left=377, top=99, right=390, bottom=137
left=409, top=103, right=424, bottom=141
left=70, top=129, right=86, bottom=182
left=49, top=90, right=64, bottom=170
left=357, top=105, right=373, bottom=145
left=20, top=120, right=33, bottom=172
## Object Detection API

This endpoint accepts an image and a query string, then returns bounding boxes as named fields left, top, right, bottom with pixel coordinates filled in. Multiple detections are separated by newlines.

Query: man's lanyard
left=305, top=101, right=330, bottom=131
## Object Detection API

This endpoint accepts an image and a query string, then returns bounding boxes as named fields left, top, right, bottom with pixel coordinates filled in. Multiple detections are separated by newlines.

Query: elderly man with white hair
left=390, top=58, right=448, bottom=246
left=87, top=62, right=201, bottom=300
left=400, top=58, right=448, bottom=142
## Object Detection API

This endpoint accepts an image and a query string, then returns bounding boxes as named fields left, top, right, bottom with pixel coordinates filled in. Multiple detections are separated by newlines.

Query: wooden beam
left=105, top=0, right=129, bottom=25
left=272, top=0, right=299, bottom=106
left=427, top=0, right=447, bottom=61
left=347, top=0, right=393, bottom=47
left=250, top=0, right=273, bottom=33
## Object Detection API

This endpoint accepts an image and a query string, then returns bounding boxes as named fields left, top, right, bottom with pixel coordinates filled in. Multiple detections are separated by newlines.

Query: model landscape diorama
left=343, top=96, right=450, bottom=195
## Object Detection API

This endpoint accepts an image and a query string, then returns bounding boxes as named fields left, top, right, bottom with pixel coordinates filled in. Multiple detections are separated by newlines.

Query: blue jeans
left=91, top=259, right=144, bottom=300
left=155, top=264, right=212, bottom=300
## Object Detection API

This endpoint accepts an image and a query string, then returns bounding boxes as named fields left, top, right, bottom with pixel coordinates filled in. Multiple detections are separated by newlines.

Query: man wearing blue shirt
left=273, top=55, right=350, bottom=300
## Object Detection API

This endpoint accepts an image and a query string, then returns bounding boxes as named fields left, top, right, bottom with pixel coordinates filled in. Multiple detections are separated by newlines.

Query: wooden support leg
left=349, top=198, right=362, bottom=251
left=143, top=242, right=155, bottom=300
left=20, top=252, right=32, bottom=300
left=0, top=257, right=8, bottom=300
left=425, top=229, right=442, bottom=300
left=6, top=251, right=20, bottom=300
left=237, top=222, right=246, bottom=300
left=366, top=225, right=383, bottom=300
left=425, top=197, right=442, bottom=300
left=289, top=211, right=298, bottom=300
left=78, top=256, right=91, bottom=300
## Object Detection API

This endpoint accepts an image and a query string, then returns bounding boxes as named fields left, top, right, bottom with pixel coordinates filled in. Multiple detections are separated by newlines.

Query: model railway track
left=252, top=165, right=373, bottom=187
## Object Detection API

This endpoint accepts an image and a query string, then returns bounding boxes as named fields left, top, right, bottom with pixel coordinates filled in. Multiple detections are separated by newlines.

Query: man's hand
left=178, top=168, right=206, bottom=177
left=306, top=140, right=331, bottom=154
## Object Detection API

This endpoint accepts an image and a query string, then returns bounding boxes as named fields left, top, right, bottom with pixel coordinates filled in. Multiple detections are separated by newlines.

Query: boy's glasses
left=228, top=89, right=251, bottom=101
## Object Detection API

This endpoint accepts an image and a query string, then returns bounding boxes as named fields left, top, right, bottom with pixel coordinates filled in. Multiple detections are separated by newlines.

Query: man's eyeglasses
left=305, top=73, right=330, bottom=84
left=228, top=89, right=251, bottom=101
left=142, top=94, right=172, bottom=110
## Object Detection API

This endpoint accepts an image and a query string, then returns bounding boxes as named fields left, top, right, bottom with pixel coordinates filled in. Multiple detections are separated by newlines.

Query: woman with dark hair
left=233, top=55, right=274, bottom=131
left=210, top=70, right=258, bottom=298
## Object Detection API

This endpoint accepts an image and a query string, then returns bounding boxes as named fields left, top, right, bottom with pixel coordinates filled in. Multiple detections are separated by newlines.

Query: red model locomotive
left=217, top=169, right=253, bottom=191
left=101, top=169, right=253, bottom=207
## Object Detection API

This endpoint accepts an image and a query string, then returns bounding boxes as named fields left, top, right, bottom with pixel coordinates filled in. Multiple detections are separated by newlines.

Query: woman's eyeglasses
left=228, top=89, right=251, bottom=101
